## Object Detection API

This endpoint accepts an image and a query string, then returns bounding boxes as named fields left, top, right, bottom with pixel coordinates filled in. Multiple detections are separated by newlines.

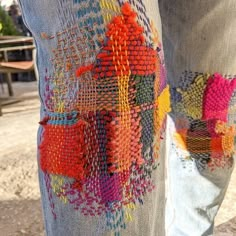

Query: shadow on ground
left=0, top=199, right=44, bottom=236
left=214, top=217, right=236, bottom=236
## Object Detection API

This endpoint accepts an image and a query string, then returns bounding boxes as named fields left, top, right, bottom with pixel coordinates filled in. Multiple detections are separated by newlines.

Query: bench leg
left=0, top=100, right=2, bottom=116
left=5, top=73, right=13, bottom=96
left=3, top=51, right=14, bottom=96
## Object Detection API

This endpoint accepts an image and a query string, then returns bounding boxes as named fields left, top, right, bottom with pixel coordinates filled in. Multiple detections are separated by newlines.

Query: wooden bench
left=0, top=36, right=38, bottom=116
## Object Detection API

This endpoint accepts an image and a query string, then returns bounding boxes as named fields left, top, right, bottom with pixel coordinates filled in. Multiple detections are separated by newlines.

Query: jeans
left=160, top=1, right=236, bottom=235
left=19, top=0, right=236, bottom=235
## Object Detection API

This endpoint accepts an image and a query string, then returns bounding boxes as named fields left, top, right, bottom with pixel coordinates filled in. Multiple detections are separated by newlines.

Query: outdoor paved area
left=0, top=81, right=235, bottom=235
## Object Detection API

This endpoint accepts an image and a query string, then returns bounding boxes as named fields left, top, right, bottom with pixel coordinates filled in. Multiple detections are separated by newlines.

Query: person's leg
left=159, top=1, right=236, bottom=235
left=19, top=1, right=168, bottom=235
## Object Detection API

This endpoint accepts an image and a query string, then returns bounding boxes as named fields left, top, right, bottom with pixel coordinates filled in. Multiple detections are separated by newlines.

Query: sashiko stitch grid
left=171, top=72, right=236, bottom=171
left=38, top=1, right=170, bottom=235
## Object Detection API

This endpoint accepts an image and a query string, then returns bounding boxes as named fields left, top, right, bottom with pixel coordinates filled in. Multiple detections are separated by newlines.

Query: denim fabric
left=165, top=116, right=234, bottom=236
left=18, top=0, right=236, bottom=235
left=160, top=1, right=236, bottom=235
left=18, top=1, right=166, bottom=235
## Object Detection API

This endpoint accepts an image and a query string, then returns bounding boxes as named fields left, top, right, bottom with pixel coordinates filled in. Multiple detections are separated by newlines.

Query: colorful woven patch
left=39, top=112, right=89, bottom=186
left=39, top=2, right=169, bottom=235
left=171, top=72, right=236, bottom=171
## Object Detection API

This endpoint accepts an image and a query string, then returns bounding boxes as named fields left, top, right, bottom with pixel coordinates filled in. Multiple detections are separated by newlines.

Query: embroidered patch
left=39, top=2, right=169, bottom=235
left=39, top=112, right=88, bottom=185
left=171, top=72, right=236, bottom=171
left=202, top=73, right=236, bottom=122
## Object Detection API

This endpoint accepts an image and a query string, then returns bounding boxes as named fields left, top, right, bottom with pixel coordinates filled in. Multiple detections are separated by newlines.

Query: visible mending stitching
left=171, top=72, right=236, bottom=171
left=39, top=2, right=170, bottom=235
left=118, top=0, right=153, bottom=45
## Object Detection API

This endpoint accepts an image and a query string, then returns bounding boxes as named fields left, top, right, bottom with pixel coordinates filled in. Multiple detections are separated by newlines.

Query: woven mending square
left=134, top=75, right=155, bottom=105
left=140, top=107, right=154, bottom=159
left=104, top=109, right=143, bottom=173
left=39, top=112, right=88, bottom=183
left=203, top=73, right=236, bottom=122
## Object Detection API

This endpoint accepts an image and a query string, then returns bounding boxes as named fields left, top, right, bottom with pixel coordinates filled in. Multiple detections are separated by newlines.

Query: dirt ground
left=0, top=82, right=235, bottom=236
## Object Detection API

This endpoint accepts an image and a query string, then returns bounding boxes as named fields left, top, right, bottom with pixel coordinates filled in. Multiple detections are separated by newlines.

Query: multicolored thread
left=171, top=72, right=236, bottom=171
left=39, top=2, right=169, bottom=235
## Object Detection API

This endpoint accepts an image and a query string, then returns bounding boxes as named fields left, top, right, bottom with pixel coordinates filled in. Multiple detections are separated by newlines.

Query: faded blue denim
left=19, top=0, right=236, bottom=235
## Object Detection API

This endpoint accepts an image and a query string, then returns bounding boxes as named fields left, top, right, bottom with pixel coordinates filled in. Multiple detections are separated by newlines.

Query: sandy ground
left=0, top=82, right=236, bottom=236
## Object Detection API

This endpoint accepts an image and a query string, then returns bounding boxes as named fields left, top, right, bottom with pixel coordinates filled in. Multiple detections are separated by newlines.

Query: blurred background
left=0, top=1, right=235, bottom=236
